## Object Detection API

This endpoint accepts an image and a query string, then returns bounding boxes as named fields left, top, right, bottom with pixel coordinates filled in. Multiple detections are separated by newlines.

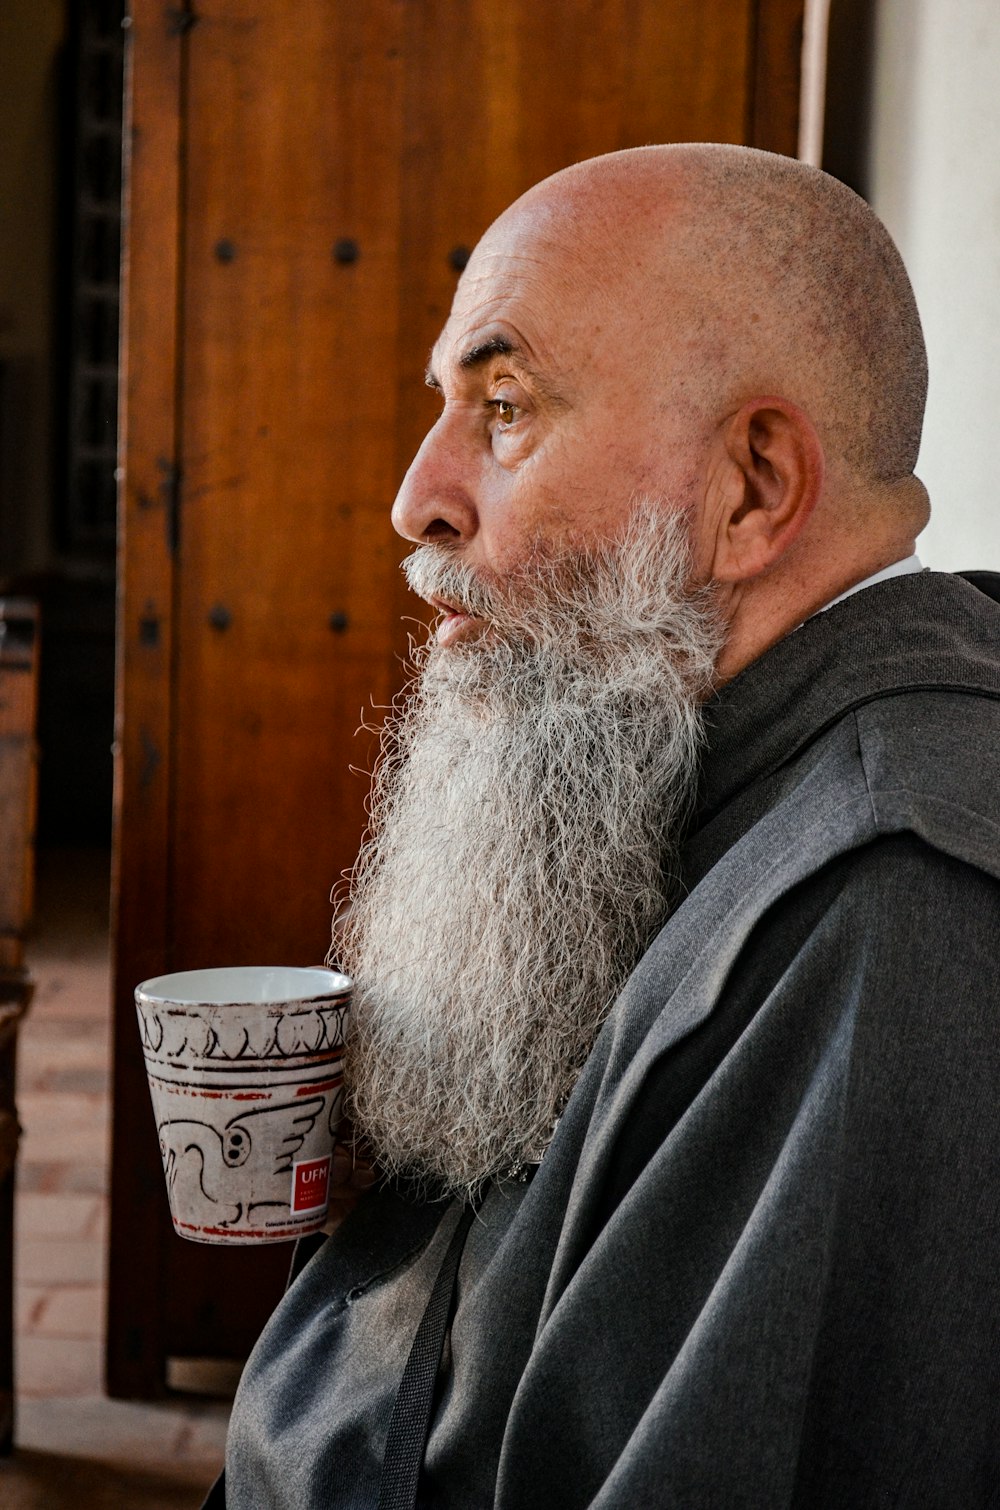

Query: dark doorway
left=0, top=0, right=123, bottom=849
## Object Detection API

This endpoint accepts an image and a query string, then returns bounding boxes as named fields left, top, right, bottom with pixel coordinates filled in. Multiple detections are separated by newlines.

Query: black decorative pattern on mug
left=137, top=1001, right=349, bottom=1065
left=157, top=1094, right=327, bottom=1229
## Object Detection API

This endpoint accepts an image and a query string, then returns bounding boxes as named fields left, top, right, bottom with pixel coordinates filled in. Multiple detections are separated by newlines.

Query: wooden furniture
left=110, top=0, right=807, bottom=1397
left=0, top=598, right=39, bottom=1451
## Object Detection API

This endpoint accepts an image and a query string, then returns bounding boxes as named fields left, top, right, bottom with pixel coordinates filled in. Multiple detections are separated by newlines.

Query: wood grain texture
left=748, top=0, right=806, bottom=154
left=171, top=0, right=408, bottom=973
left=106, top=0, right=183, bottom=1397
left=113, top=0, right=805, bottom=1390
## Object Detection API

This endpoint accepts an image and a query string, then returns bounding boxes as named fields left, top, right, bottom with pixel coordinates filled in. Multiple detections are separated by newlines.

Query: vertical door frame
left=107, top=0, right=186, bottom=1397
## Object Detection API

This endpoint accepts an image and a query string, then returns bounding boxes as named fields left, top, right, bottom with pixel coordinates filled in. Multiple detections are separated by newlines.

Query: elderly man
left=218, top=145, right=1000, bottom=1507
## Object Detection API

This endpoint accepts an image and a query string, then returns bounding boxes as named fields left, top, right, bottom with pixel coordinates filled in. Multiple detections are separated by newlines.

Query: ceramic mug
left=135, top=965, right=352, bottom=1245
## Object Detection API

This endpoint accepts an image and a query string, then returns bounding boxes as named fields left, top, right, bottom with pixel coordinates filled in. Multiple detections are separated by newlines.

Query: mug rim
left=136, top=964, right=352, bottom=1007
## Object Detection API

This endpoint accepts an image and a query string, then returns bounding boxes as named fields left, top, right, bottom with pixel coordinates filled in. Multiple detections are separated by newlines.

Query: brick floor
left=7, top=849, right=229, bottom=1507
left=17, top=1161, right=108, bottom=1196
left=17, top=1335, right=106, bottom=1397
left=18, top=1284, right=105, bottom=1338
left=16, top=1194, right=104, bottom=1240
left=16, top=1237, right=105, bottom=1287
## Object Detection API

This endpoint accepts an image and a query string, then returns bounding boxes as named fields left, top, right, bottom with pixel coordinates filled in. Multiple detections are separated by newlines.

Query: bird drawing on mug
left=158, top=1094, right=327, bottom=1228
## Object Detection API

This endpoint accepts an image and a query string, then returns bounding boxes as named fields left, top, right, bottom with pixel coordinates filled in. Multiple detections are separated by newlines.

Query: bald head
left=479, top=144, right=927, bottom=490
left=395, top=143, right=929, bottom=680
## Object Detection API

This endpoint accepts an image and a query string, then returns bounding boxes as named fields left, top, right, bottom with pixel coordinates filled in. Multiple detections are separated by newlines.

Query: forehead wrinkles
left=435, top=233, right=613, bottom=380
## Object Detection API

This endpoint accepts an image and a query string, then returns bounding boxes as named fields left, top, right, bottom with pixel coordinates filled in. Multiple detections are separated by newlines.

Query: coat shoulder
left=853, top=688, right=1000, bottom=880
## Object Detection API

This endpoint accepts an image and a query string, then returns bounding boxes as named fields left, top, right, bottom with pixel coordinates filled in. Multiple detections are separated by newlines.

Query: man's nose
left=391, top=414, right=479, bottom=544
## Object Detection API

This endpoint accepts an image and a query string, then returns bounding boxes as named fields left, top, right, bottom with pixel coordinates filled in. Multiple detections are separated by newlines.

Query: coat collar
left=695, top=570, right=1000, bottom=828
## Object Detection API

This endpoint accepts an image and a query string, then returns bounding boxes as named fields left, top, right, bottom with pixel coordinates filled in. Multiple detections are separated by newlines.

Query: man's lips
left=429, top=595, right=485, bottom=646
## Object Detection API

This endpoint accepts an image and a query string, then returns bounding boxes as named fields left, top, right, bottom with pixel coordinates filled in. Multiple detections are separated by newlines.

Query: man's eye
left=490, top=398, right=519, bottom=428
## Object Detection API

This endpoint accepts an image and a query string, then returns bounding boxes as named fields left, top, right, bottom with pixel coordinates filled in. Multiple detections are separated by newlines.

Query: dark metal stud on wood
left=333, top=238, right=360, bottom=264
left=139, top=614, right=160, bottom=647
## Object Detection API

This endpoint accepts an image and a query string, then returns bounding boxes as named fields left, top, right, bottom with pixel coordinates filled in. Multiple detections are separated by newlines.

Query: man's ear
left=708, top=397, right=825, bottom=583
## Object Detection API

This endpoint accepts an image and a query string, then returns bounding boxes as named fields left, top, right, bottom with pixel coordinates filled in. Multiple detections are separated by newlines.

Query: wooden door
left=110, top=0, right=805, bottom=1397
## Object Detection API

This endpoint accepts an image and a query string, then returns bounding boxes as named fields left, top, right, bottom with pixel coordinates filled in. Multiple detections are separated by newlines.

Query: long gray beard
left=338, top=501, right=724, bottom=1200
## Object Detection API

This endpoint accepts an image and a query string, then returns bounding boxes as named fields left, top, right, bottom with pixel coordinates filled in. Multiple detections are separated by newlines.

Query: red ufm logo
left=291, top=1155, right=331, bottom=1214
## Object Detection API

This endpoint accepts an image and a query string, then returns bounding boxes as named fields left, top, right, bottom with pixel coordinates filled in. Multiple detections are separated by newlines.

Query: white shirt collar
left=814, top=554, right=923, bottom=616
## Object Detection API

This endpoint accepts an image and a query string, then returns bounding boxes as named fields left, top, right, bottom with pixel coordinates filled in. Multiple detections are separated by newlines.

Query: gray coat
left=225, top=571, right=1000, bottom=1508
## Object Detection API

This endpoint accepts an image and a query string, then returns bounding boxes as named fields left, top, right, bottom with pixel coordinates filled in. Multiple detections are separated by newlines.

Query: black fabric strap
left=377, top=1203, right=476, bottom=1510
left=199, top=1466, right=227, bottom=1508
left=287, top=1227, right=329, bottom=1290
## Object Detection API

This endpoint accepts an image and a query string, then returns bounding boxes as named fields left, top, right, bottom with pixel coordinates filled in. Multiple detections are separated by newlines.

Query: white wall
left=867, top=0, right=1000, bottom=572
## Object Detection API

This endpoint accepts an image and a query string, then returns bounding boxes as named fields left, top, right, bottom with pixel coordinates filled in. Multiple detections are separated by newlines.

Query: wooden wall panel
left=749, top=0, right=808, bottom=152
left=171, top=2, right=409, bottom=970
left=112, top=0, right=805, bottom=1393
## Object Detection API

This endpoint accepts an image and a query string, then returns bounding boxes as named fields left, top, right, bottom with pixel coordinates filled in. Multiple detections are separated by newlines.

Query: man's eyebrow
left=458, top=334, right=521, bottom=370
left=425, top=334, right=556, bottom=394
